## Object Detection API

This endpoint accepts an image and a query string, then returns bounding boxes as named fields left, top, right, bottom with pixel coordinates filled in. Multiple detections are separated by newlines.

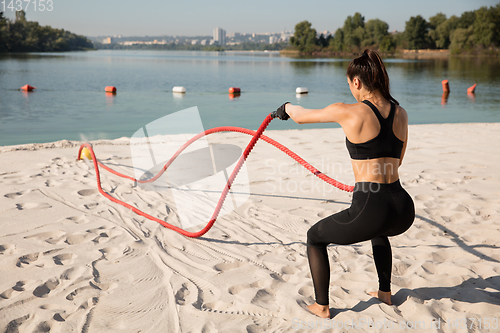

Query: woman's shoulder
left=394, top=104, right=408, bottom=124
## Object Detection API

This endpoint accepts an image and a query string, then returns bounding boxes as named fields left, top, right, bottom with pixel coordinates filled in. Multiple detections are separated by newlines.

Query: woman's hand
left=274, top=102, right=290, bottom=120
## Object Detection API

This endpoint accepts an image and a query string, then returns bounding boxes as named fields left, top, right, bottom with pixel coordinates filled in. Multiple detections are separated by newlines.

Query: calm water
left=1, top=50, right=499, bottom=146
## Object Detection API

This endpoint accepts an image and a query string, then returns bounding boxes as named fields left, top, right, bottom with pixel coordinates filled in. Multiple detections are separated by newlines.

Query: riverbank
left=1, top=123, right=499, bottom=332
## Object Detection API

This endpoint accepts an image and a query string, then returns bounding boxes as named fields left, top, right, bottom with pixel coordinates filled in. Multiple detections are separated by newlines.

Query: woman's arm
left=399, top=127, right=408, bottom=166
left=286, top=103, right=353, bottom=125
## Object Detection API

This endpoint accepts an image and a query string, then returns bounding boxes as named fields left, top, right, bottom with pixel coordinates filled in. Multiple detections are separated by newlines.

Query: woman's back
left=342, top=98, right=408, bottom=184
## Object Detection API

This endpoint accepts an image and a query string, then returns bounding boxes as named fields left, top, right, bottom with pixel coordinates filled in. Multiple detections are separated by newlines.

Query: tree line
left=289, top=4, right=500, bottom=54
left=0, top=11, right=93, bottom=52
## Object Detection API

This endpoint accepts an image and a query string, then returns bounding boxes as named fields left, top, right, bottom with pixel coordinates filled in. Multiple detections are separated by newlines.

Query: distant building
left=280, top=31, right=293, bottom=42
left=102, top=37, right=114, bottom=44
left=213, top=27, right=226, bottom=45
left=269, top=36, right=276, bottom=44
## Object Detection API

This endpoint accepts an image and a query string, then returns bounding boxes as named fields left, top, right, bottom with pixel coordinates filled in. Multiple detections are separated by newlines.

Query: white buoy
left=173, top=86, right=186, bottom=93
left=296, top=87, right=308, bottom=94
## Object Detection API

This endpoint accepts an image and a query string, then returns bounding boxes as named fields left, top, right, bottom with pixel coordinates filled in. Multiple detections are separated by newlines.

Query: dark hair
left=347, top=49, right=399, bottom=105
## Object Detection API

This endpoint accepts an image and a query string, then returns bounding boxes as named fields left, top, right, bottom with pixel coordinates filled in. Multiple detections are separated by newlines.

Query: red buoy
left=20, top=84, right=36, bottom=91
left=441, top=80, right=450, bottom=93
left=228, top=87, right=241, bottom=94
left=105, top=86, right=117, bottom=93
left=441, top=92, right=449, bottom=105
left=467, top=83, right=477, bottom=94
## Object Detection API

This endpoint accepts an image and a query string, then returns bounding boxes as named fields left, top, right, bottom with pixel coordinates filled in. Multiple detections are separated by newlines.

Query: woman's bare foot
left=307, top=303, right=330, bottom=318
left=368, top=290, right=392, bottom=305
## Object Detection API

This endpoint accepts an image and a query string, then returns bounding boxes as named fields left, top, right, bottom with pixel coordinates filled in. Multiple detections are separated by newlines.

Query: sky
left=2, top=0, right=499, bottom=37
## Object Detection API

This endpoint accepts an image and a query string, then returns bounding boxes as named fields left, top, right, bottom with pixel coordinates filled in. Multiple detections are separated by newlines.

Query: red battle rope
left=77, top=113, right=354, bottom=238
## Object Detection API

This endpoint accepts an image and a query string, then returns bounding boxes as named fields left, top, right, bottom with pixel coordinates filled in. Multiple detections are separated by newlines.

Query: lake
left=0, top=50, right=499, bottom=146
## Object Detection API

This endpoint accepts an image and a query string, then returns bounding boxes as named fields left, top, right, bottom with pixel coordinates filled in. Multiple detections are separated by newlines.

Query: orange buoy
left=441, top=91, right=449, bottom=105
left=105, top=86, right=117, bottom=93
left=20, top=84, right=36, bottom=91
left=441, top=80, right=450, bottom=93
left=467, top=83, right=476, bottom=94
left=228, top=87, right=241, bottom=94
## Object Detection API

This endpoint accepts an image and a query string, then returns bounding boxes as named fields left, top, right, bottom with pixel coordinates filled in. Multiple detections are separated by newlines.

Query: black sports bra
left=346, top=100, right=404, bottom=160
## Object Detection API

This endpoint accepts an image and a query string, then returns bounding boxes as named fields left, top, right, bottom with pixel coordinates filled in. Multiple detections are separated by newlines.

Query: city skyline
left=2, top=0, right=497, bottom=37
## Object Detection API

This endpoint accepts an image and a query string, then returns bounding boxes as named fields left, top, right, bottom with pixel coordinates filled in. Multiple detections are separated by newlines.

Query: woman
left=274, top=49, right=415, bottom=319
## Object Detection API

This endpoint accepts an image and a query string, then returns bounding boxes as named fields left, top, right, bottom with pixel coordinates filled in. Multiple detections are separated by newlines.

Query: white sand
left=1, top=123, right=500, bottom=332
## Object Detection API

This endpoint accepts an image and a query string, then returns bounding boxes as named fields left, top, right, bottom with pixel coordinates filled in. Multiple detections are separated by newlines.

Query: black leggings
left=307, top=180, right=415, bottom=306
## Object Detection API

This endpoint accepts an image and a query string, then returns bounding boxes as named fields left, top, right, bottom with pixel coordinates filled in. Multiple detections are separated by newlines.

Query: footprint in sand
left=175, top=283, right=190, bottom=305
left=0, top=280, right=37, bottom=299
left=32, top=267, right=87, bottom=301
left=77, top=189, right=97, bottom=197
left=281, top=265, right=299, bottom=275
left=53, top=253, right=77, bottom=265
left=99, top=247, right=120, bottom=260
left=16, top=252, right=41, bottom=268
left=45, top=179, right=62, bottom=187
left=25, top=231, right=66, bottom=245
left=60, top=266, right=87, bottom=281
left=393, top=262, right=412, bottom=276
left=0, top=243, right=18, bottom=255
left=16, top=202, right=52, bottom=210
left=298, top=285, right=314, bottom=298
left=251, top=288, right=278, bottom=311
left=476, top=209, right=497, bottom=220
left=64, top=215, right=89, bottom=224
left=441, top=212, right=466, bottom=222
left=4, top=190, right=29, bottom=199
left=214, top=260, right=243, bottom=272
left=33, top=278, right=60, bottom=298
left=84, top=202, right=99, bottom=210
left=228, top=284, right=248, bottom=295
left=65, top=233, right=95, bottom=245
left=415, top=194, right=433, bottom=201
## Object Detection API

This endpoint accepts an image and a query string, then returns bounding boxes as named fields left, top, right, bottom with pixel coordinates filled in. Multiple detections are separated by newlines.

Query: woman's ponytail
left=347, top=49, right=399, bottom=105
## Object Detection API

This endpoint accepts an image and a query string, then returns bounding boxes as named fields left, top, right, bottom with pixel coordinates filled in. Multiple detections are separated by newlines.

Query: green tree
left=428, top=13, right=447, bottom=48
left=404, top=15, right=430, bottom=49
left=362, top=19, right=389, bottom=47
left=457, top=10, right=475, bottom=29
left=317, top=33, right=327, bottom=47
left=330, top=28, right=344, bottom=51
left=342, top=13, right=365, bottom=51
left=449, top=26, right=474, bottom=53
left=429, top=13, right=447, bottom=30
left=379, top=35, right=396, bottom=53
left=473, top=6, right=500, bottom=47
left=392, top=31, right=407, bottom=49
left=0, top=12, right=8, bottom=52
left=432, top=16, right=459, bottom=49
left=0, top=10, right=93, bottom=52
left=290, top=20, right=318, bottom=52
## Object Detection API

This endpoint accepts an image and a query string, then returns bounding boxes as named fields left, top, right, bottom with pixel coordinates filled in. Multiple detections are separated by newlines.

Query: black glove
left=273, top=102, right=290, bottom=120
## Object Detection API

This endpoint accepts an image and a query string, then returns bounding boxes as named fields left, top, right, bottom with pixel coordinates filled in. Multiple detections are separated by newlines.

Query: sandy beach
left=1, top=122, right=500, bottom=332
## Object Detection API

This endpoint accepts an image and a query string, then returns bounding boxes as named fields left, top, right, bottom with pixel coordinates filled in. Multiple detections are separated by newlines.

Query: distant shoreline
left=280, top=48, right=500, bottom=58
